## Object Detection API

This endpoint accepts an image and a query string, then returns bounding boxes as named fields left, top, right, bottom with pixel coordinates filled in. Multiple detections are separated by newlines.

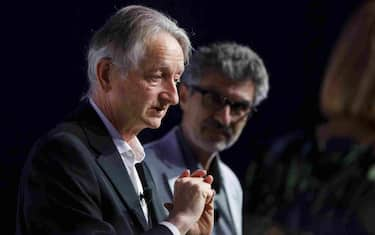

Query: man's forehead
left=144, top=60, right=184, bottom=71
left=200, top=70, right=253, bottom=86
left=140, top=33, right=185, bottom=71
left=144, top=32, right=184, bottom=55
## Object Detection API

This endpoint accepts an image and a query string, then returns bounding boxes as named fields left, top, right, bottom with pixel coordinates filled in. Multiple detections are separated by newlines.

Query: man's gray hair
left=87, top=5, right=191, bottom=94
left=182, top=42, right=269, bottom=106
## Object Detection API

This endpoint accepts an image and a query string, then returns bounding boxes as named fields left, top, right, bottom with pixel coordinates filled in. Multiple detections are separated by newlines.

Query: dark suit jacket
left=16, top=100, right=171, bottom=235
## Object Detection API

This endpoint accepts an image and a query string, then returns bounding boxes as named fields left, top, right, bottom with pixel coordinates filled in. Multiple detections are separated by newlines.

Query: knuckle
left=191, top=183, right=200, bottom=192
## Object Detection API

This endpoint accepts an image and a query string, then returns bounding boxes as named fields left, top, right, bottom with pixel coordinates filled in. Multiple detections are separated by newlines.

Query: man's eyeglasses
left=188, top=85, right=255, bottom=120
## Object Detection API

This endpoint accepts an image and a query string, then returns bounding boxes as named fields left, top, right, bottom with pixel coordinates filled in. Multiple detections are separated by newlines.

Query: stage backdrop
left=2, top=0, right=361, bottom=233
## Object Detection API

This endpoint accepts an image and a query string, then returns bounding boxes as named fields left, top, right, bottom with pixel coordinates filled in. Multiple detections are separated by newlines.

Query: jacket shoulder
left=144, top=127, right=184, bottom=168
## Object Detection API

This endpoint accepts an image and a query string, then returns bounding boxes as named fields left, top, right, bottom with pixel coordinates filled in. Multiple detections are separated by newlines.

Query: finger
left=164, top=202, right=174, bottom=212
left=205, top=199, right=215, bottom=211
left=205, top=190, right=215, bottom=210
left=205, top=189, right=216, bottom=206
left=209, top=189, right=216, bottom=202
left=190, top=169, right=207, bottom=178
left=178, top=169, right=190, bottom=178
left=203, top=174, right=214, bottom=184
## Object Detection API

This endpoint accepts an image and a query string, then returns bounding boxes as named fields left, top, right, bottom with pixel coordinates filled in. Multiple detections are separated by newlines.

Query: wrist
left=166, top=213, right=193, bottom=235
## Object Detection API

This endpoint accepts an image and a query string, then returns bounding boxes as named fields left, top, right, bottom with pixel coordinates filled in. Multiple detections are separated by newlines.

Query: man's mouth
left=203, top=120, right=232, bottom=138
left=155, top=106, right=166, bottom=112
left=151, top=106, right=168, bottom=116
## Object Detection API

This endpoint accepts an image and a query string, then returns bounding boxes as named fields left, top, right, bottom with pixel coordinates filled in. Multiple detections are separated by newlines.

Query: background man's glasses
left=188, top=85, right=255, bottom=120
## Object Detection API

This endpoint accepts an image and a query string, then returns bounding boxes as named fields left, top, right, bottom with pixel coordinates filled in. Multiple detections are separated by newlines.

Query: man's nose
left=214, top=105, right=232, bottom=126
left=160, top=79, right=179, bottom=105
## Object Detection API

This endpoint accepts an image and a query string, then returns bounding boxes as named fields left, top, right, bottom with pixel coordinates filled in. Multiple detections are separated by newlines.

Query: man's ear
left=178, top=84, right=189, bottom=110
left=96, top=58, right=113, bottom=92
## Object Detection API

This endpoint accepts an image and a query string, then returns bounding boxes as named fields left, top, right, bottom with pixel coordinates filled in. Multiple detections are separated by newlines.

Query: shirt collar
left=89, top=98, right=145, bottom=163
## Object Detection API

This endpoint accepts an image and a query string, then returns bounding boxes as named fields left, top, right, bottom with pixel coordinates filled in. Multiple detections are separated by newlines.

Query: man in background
left=145, top=42, right=270, bottom=235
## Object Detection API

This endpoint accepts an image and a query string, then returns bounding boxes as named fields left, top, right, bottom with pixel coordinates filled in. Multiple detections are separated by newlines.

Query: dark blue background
left=2, top=0, right=361, bottom=233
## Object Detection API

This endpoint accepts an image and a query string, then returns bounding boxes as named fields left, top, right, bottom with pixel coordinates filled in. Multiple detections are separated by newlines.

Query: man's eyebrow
left=204, top=87, right=254, bottom=103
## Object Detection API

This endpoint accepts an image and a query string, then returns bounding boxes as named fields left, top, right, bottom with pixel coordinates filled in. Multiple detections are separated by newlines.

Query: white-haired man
left=16, top=5, right=214, bottom=235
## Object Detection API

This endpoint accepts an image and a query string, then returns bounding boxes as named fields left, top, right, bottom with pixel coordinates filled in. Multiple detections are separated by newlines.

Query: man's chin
left=200, top=139, right=229, bottom=152
left=205, top=132, right=229, bottom=143
left=203, top=131, right=238, bottom=151
left=213, top=142, right=229, bottom=152
left=143, top=117, right=162, bottom=129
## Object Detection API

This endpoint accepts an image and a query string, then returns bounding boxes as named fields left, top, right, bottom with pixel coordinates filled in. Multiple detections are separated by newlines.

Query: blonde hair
left=321, top=1, right=375, bottom=126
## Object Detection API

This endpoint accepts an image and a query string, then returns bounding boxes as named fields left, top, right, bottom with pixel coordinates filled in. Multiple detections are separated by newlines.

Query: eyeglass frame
left=185, top=84, right=256, bottom=120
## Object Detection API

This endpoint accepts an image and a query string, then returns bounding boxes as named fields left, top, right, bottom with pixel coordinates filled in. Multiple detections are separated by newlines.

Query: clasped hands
left=166, top=169, right=215, bottom=235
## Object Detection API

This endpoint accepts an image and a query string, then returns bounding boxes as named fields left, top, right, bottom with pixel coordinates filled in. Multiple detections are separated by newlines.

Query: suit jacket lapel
left=221, top=165, right=242, bottom=235
left=68, top=100, right=149, bottom=230
left=96, top=154, right=149, bottom=230
left=140, top=162, right=168, bottom=223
